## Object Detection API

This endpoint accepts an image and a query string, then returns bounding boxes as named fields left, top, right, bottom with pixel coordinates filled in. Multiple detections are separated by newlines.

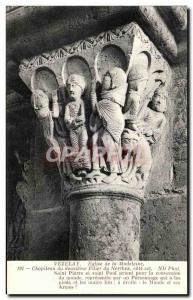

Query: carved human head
left=152, top=88, right=168, bottom=113
left=66, top=74, right=86, bottom=100
left=31, top=89, right=50, bottom=119
left=122, top=129, right=140, bottom=149
left=102, top=72, right=112, bottom=91
left=102, top=67, right=127, bottom=91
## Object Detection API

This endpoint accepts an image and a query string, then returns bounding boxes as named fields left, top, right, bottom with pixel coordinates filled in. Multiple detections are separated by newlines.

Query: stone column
left=68, top=185, right=143, bottom=260
left=18, top=21, right=172, bottom=261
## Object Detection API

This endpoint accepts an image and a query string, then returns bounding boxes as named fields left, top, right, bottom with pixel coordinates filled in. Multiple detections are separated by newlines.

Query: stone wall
left=141, top=194, right=187, bottom=260
left=141, top=59, right=187, bottom=261
left=172, top=61, right=188, bottom=190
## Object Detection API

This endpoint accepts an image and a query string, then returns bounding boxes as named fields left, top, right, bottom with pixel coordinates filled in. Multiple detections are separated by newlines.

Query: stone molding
left=67, top=184, right=144, bottom=205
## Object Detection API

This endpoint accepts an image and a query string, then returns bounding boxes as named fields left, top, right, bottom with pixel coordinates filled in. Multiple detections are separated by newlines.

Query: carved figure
left=31, top=89, right=61, bottom=163
left=124, top=64, right=149, bottom=131
left=88, top=67, right=128, bottom=183
left=65, top=74, right=90, bottom=176
left=121, top=88, right=167, bottom=188
left=137, top=88, right=167, bottom=144
left=51, top=87, right=80, bottom=181
left=121, top=129, right=152, bottom=189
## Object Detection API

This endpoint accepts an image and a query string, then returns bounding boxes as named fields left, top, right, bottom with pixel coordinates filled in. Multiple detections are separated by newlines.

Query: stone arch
left=129, top=51, right=151, bottom=73
left=31, top=67, right=59, bottom=96
left=97, top=44, right=128, bottom=81
left=62, top=55, right=92, bottom=128
left=62, top=55, right=92, bottom=94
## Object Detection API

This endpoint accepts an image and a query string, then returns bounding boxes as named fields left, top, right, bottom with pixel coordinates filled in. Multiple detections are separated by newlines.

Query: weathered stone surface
left=22, top=206, right=69, bottom=260
left=18, top=20, right=173, bottom=261
left=141, top=194, right=187, bottom=261
left=7, top=7, right=136, bottom=61
left=138, top=6, right=177, bottom=60
left=6, top=6, right=183, bottom=63
left=12, top=120, right=70, bottom=260
left=6, top=91, right=30, bottom=112
left=6, top=6, right=21, bottom=13
left=6, top=7, right=187, bottom=262
left=69, top=185, right=142, bottom=260
left=171, top=7, right=187, bottom=31
left=145, top=117, right=173, bottom=194
left=19, top=21, right=171, bottom=87
left=171, top=62, right=187, bottom=190
left=7, top=106, right=34, bottom=259
left=19, top=22, right=171, bottom=197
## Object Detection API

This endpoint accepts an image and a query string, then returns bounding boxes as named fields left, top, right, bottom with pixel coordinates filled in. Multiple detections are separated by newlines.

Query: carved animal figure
left=121, top=129, right=152, bottom=189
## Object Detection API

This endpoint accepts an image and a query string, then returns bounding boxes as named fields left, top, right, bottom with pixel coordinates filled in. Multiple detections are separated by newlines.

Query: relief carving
left=88, top=67, right=127, bottom=183
left=31, top=89, right=62, bottom=175
left=137, top=87, right=167, bottom=145
left=121, top=129, right=152, bottom=189
left=21, top=22, right=171, bottom=197
left=124, top=64, right=149, bottom=131
left=121, top=86, right=167, bottom=189
left=64, top=74, right=91, bottom=177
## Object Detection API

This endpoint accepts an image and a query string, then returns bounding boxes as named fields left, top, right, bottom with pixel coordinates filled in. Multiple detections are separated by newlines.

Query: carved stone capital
left=19, top=22, right=171, bottom=195
left=18, top=22, right=172, bottom=260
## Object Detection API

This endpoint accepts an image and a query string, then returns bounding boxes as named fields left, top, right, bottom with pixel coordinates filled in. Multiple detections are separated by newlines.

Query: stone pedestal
left=68, top=185, right=143, bottom=260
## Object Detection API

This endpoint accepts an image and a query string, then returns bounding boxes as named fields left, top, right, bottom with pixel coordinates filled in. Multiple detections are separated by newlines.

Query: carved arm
left=74, top=101, right=86, bottom=127
left=51, top=89, right=59, bottom=118
left=64, top=104, right=73, bottom=129
left=90, top=80, right=98, bottom=112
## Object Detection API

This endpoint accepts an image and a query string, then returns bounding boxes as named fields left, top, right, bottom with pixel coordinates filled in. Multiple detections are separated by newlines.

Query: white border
left=1, top=2, right=192, bottom=299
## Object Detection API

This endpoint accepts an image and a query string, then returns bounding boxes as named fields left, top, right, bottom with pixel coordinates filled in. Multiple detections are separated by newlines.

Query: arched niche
left=126, top=51, right=152, bottom=118
left=63, top=55, right=92, bottom=128
left=97, top=45, right=128, bottom=81
left=129, top=51, right=151, bottom=73
left=143, top=69, right=167, bottom=101
left=31, top=67, right=59, bottom=96
left=63, top=55, right=92, bottom=94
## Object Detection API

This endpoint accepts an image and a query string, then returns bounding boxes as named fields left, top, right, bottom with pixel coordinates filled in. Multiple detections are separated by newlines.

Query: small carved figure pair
left=31, top=74, right=90, bottom=180
left=121, top=86, right=168, bottom=188
left=88, top=65, right=168, bottom=187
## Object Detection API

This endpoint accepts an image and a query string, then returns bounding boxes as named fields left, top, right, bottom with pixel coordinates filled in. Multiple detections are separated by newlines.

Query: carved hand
left=102, top=118, right=107, bottom=128
left=76, top=115, right=84, bottom=122
left=52, top=89, right=58, bottom=103
left=65, top=120, right=72, bottom=129
left=74, top=120, right=84, bottom=128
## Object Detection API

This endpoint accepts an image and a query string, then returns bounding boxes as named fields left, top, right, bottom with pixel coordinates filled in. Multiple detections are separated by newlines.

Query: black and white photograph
left=5, top=4, right=188, bottom=295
